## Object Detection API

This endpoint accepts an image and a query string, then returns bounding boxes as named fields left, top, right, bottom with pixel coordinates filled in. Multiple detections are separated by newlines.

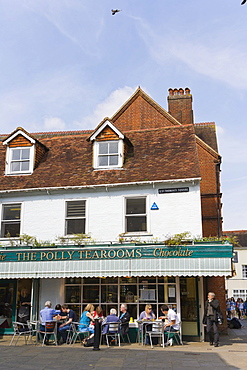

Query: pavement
left=1, top=320, right=247, bottom=370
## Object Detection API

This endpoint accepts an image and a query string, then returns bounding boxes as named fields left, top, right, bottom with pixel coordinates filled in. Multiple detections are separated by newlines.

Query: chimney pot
left=185, top=87, right=190, bottom=95
left=168, top=88, right=174, bottom=96
left=179, top=88, right=184, bottom=95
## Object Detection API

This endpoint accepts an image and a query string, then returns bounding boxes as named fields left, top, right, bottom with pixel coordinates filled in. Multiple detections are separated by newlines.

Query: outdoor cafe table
left=136, top=319, right=165, bottom=345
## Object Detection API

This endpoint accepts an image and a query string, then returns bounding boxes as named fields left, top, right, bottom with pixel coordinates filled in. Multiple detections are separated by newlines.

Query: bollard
left=93, top=318, right=101, bottom=350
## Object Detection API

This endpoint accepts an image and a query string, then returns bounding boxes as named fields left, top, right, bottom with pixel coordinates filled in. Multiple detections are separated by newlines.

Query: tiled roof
left=0, top=125, right=200, bottom=191
left=194, top=122, right=218, bottom=152
left=223, top=230, right=247, bottom=248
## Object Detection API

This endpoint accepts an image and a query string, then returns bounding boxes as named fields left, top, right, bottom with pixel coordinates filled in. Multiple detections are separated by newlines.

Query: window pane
left=21, top=148, right=30, bottom=160
left=101, top=285, right=118, bottom=303
left=66, top=201, right=85, bottom=217
left=109, top=155, right=118, bottom=166
left=98, top=156, right=108, bottom=166
left=126, top=216, right=147, bottom=232
left=65, top=286, right=81, bottom=303
left=101, top=277, right=118, bottom=284
left=83, top=285, right=99, bottom=303
left=21, top=161, right=29, bottom=171
left=65, top=278, right=82, bottom=284
left=3, top=204, right=21, bottom=220
left=12, top=149, right=21, bottom=160
left=1, top=222, right=20, bottom=237
left=126, top=198, right=146, bottom=215
left=99, top=142, right=108, bottom=154
left=11, top=162, right=20, bottom=172
left=109, top=142, right=118, bottom=154
left=66, top=219, right=85, bottom=234
left=82, top=278, right=100, bottom=284
left=120, top=285, right=137, bottom=302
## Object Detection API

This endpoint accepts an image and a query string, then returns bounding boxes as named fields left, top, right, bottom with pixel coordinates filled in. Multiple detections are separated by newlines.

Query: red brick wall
left=204, top=276, right=227, bottom=333
left=167, top=93, right=193, bottom=125
left=113, top=95, right=173, bottom=131
left=197, top=143, right=222, bottom=237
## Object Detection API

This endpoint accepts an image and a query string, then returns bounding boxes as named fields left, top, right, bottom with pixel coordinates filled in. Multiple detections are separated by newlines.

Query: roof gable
left=89, top=119, right=124, bottom=141
left=3, top=127, right=36, bottom=146
left=111, top=87, right=181, bottom=132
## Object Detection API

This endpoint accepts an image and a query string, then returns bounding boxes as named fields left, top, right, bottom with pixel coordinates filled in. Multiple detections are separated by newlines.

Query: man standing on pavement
left=58, top=304, right=77, bottom=344
left=203, top=292, right=222, bottom=347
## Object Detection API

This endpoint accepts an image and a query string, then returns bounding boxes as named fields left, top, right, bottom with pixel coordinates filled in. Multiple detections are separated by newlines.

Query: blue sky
left=0, top=0, right=246, bottom=231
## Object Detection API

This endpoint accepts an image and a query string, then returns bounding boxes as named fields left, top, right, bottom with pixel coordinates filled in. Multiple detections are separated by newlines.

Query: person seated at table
left=138, top=304, right=156, bottom=345
left=102, top=308, right=120, bottom=344
left=79, top=304, right=95, bottom=334
left=138, top=304, right=156, bottom=321
left=159, top=305, right=180, bottom=332
left=93, top=305, right=104, bottom=320
left=57, top=304, right=77, bottom=344
left=119, top=304, right=130, bottom=337
left=39, top=301, right=60, bottom=345
left=54, top=303, right=62, bottom=316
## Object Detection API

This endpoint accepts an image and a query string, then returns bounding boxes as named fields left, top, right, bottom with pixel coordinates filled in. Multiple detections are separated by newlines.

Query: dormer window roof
left=89, top=119, right=125, bottom=169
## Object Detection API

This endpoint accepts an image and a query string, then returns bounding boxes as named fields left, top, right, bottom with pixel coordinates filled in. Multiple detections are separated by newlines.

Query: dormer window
left=95, top=140, right=123, bottom=168
left=89, top=119, right=125, bottom=170
left=3, top=128, right=37, bottom=176
left=9, top=147, right=32, bottom=173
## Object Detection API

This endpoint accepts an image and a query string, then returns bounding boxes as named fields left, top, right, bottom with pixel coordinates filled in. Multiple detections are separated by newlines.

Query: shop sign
left=0, top=243, right=232, bottom=263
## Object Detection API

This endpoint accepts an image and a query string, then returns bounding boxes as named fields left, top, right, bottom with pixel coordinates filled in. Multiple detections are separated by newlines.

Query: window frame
left=242, top=265, right=247, bottom=279
left=5, top=145, right=35, bottom=175
left=124, top=196, right=148, bottom=234
left=93, top=140, right=123, bottom=169
left=1, top=203, right=22, bottom=238
left=65, top=200, right=86, bottom=236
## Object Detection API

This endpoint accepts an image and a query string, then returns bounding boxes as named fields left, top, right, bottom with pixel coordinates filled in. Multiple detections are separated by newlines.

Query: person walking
left=203, top=292, right=223, bottom=347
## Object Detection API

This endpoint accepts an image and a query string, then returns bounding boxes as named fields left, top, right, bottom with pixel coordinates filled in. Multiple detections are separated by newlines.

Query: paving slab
left=1, top=320, right=247, bottom=369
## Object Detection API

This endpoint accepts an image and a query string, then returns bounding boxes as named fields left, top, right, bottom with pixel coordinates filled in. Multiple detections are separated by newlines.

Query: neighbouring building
left=0, top=87, right=232, bottom=340
left=224, top=230, right=247, bottom=300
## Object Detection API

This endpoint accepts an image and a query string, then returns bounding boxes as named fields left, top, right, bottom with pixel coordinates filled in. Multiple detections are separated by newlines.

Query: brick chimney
left=167, top=87, right=194, bottom=125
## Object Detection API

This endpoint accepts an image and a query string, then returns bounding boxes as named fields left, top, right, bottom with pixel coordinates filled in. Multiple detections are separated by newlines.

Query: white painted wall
left=0, top=180, right=202, bottom=244
left=39, top=278, right=64, bottom=313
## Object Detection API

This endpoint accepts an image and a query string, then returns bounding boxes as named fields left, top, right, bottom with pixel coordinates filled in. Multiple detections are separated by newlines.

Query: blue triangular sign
left=151, top=202, right=159, bottom=210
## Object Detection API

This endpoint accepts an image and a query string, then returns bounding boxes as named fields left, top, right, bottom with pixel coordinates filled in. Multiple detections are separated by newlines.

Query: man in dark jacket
left=119, top=304, right=130, bottom=336
left=203, top=292, right=222, bottom=347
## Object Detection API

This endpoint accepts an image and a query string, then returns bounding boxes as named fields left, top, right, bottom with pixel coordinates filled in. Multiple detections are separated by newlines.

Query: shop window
left=242, top=265, right=247, bottom=279
left=0, top=281, right=15, bottom=330
left=64, top=277, right=178, bottom=320
left=1, top=204, right=21, bottom=237
left=65, top=200, right=86, bottom=235
left=125, top=197, right=147, bottom=233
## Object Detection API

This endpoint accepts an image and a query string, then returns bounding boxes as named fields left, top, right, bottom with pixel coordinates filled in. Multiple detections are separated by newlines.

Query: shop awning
left=0, top=258, right=232, bottom=279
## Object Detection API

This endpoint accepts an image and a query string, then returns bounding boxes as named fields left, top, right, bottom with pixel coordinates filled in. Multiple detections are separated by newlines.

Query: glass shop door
left=180, top=277, right=200, bottom=339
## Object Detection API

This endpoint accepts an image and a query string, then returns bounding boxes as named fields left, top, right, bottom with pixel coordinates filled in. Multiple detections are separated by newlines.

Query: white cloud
left=0, top=68, right=92, bottom=133
left=135, top=17, right=247, bottom=90
left=78, top=86, right=137, bottom=129
left=44, top=116, right=65, bottom=130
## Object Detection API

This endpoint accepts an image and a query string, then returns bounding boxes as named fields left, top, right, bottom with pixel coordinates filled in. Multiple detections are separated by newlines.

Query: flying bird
left=241, top=0, right=246, bottom=4
left=111, top=9, right=122, bottom=15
